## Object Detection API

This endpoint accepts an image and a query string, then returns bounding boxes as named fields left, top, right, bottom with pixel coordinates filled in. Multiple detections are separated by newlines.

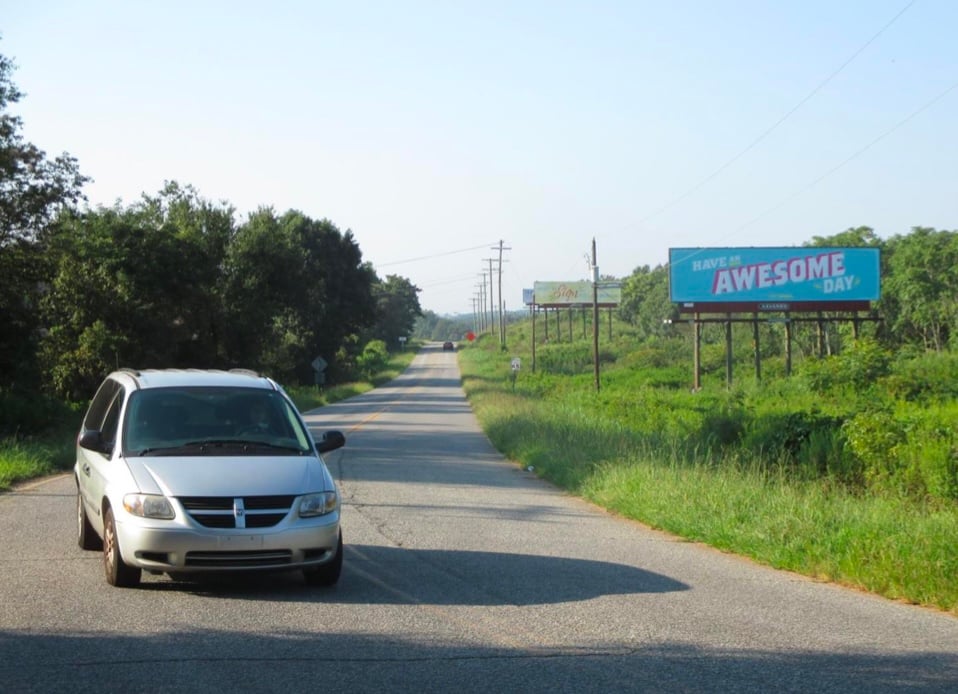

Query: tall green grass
left=459, top=335, right=958, bottom=614
left=0, top=419, right=79, bottom=490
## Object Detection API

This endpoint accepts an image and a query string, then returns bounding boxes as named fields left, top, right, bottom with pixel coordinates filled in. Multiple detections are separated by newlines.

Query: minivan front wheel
left=77, top=487, right=102, bottom=551
left=103, top=506, right=141, bottom=588
left=304, top=531, right=343, bottom=587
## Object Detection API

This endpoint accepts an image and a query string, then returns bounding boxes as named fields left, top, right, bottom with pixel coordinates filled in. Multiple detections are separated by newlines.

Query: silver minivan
left=75, top=368, right=345, bottom=588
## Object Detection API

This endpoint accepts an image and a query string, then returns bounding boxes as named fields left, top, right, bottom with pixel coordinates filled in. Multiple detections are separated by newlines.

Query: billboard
left=669, top=247, right=880, bottom=306
left=532, top=281, right=622, bottom=306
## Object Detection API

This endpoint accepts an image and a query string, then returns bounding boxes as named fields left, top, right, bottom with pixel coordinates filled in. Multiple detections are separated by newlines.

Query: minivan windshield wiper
left=183, top=439, right=306, bottom=454
left=135, top=446, right=180, bottom=456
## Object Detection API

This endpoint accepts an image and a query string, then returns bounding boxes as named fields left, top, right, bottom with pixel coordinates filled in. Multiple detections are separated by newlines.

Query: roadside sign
left=311, top=356, right=327, bottom=372
left=511, top=358, right=521, bottom=371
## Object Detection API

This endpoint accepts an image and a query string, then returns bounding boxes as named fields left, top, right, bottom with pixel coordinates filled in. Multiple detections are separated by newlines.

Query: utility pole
left=482, top=257, right=497, bottom=336
left=475, top=284, right=485, bottom=332
left=471, top=296, right=478, bottom=335
left=492, top=240, right=511, bottom=348
left=591, top=238, right=600, bottom=392
left=477, top=273, right=488, bottom=332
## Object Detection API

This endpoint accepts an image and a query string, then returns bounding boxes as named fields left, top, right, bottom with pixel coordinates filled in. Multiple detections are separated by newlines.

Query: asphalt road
left=2, top=343, right=957, bottom=693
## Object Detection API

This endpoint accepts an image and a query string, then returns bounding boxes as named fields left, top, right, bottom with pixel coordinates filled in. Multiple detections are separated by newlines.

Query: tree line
left=0, top=50, right=421, bottom=406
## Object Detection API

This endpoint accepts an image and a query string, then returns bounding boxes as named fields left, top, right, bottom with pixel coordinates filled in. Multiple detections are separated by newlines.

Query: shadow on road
left=2, top=628, right=955, bottom=693
left=131, top=544, right=689, bottom=607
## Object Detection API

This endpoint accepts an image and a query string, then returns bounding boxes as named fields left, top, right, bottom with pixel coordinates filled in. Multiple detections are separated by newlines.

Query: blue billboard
left=669, top=247, right=880, bottom=304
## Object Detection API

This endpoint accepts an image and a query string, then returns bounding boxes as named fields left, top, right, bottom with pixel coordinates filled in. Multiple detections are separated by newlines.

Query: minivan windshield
left=122, top=387, right=312, bottom=456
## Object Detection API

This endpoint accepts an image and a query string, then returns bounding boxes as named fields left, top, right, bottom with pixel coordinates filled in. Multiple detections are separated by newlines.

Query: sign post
left=311, top=356, right=328, bottom=388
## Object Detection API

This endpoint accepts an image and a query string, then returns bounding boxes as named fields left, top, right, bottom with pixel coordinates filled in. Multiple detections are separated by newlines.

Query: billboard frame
left=667, top=246, right=881, bottom=389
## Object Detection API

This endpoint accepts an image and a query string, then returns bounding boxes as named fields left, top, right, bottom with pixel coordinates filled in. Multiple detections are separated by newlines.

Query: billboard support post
left=693, top=315, right=702, bottom=391
left=785, top=315, right=793, bottom=376
left=531, top=300, right=537, bottom=374
left=752, top=312, right=761, bottom=382
left=725, top=314, right=733, bottom=389
left=818, top=312, right=826, bottom=358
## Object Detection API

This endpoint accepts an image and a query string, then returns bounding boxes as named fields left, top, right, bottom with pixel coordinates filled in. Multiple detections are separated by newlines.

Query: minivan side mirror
left=316, top=430, right=345, bottom=454
left=77, top=429, right=108, bottom=454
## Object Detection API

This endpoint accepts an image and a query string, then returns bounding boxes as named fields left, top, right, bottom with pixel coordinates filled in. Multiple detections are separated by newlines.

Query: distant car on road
left=442, top=341, right=456, bottom=351
left=75, top=368, right=345, bottom=588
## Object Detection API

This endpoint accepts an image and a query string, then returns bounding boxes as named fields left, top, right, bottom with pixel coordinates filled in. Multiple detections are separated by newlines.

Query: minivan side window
left=99, top=387, right=125, bottom=449
left=83, top=378, right=121, bottom=431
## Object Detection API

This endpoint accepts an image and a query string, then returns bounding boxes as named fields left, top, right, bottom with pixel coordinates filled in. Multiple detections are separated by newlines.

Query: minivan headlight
left=299, top=491, right=338, bottom=517
left=123, top=494, right=175, bottom=520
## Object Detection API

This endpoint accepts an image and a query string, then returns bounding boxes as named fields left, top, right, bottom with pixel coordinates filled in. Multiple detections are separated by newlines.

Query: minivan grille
left=178, top=496, right=295, bottom=529
left=184, top=550, right=294, bottom=568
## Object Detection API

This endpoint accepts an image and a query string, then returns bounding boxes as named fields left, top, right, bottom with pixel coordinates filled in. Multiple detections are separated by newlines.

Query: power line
left=638, top=0, right=917, bottom=225
left=668, top=74, right=958, bottom=273
left=376, top=242, right=497, bottom=268
left=418, top=273, right=479, bottom=288
left=729, top=76, right=958, bottom=238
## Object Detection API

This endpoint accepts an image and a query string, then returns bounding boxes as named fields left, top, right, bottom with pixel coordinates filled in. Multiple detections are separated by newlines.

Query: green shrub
left=357, top=339, right=389, bottom=377
left=0, top=390, right=81, bottom=437
left=896, top=405, right=958, bottom=501
left=743, top=410, right=847, bottom=473
left=842, top=410, right=906, bottom=492
left=797, top=426, right=860, bottom=484
left=535, top=343, right=593, bottom=375
left=618, top=345, right=678, bottom=370
left=800, top=338, right=892, bottom=393
left=840, top=402, right=958, bottom=501
left=885, top=351, right=958, bottom=401
left=700, top=410, right=745, bottom=450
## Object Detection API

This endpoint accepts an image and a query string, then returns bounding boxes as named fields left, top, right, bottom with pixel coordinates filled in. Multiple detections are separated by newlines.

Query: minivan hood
left=124, top=455, right=332, bottom=497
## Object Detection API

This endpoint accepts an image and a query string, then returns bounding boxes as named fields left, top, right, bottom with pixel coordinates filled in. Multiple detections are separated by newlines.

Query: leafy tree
left=883, top=227, right=958, bottom=351
left=40, top=185, right=235, bottom=398
left=618, top=265, right=672, bottom=339
left=0, top=238, right=48, bottom=388
left=807, top=225, right=881, bottom=248
left=290, top=213, right=378, bottom=382
left=221, top=209, right=378, bottom=383
left=369, top=274, right=422, bottom=350
left=0, top=49, right=88, bottom=389
left=220, top=207, right=304, bottom=374
left=0, top=51, right=87, bottom=246
left=138, top=182, right=236, bottom=364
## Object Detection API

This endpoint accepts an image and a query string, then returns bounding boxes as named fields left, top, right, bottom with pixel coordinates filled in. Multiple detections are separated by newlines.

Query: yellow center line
left=344, top=385, right=424, bottom=434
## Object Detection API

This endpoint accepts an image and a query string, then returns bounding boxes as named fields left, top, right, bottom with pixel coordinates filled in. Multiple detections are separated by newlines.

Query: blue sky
left=4, top=1, right=956, bottom=315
